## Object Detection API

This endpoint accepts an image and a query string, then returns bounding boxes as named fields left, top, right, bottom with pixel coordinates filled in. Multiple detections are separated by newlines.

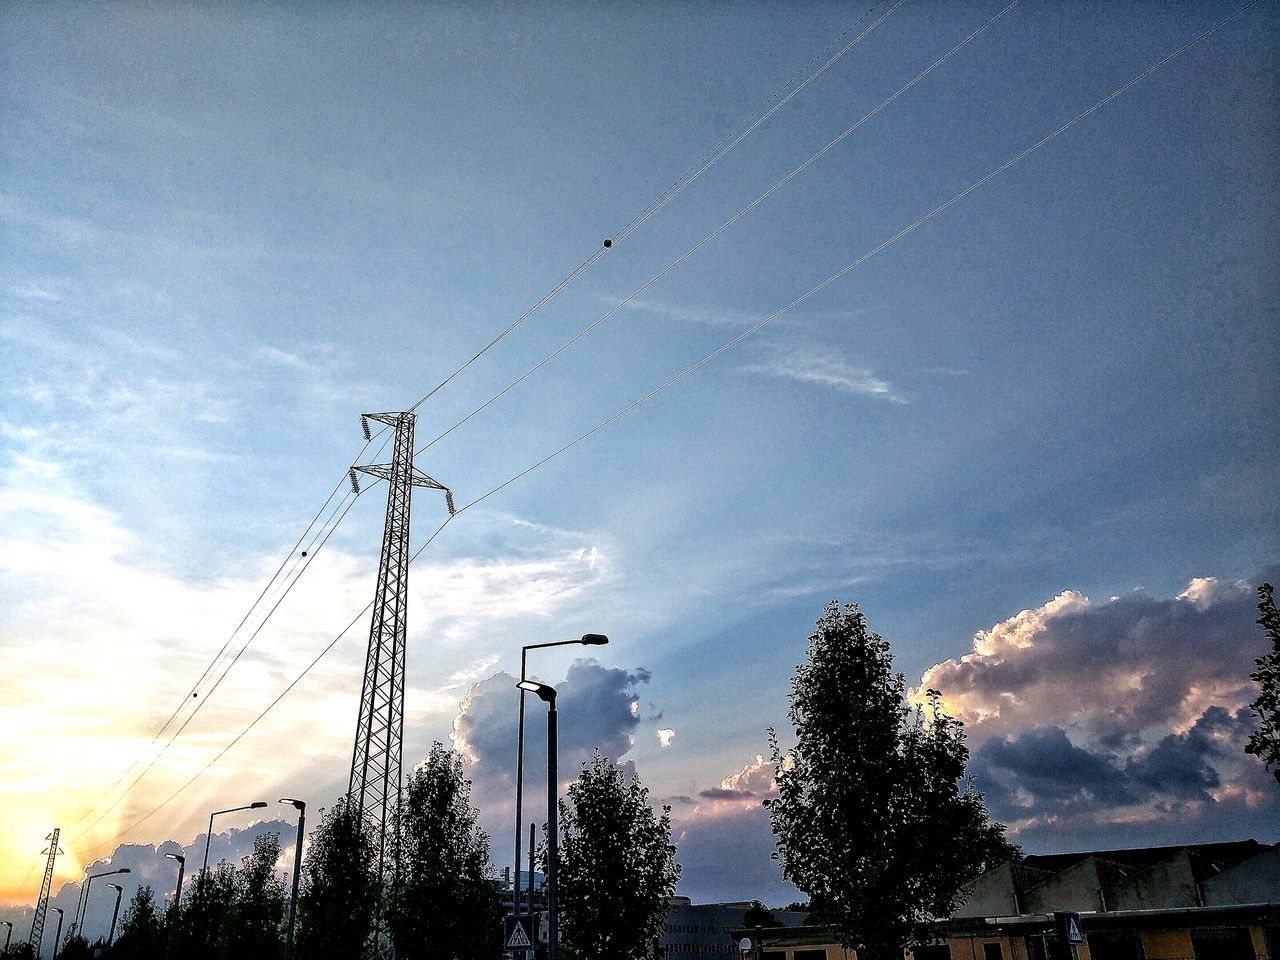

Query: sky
left=1, top=0, right=1278, bottom=942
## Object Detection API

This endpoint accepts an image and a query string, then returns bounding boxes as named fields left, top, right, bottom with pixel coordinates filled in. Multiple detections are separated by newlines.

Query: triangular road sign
left=1067, top=917, right=1083, bottom=943
left=506, top=923, right=532, bottom=948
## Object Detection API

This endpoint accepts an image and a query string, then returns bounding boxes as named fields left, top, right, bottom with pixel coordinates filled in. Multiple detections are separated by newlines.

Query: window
left=1192, top=928, right=1257, bottom=960
left=1088, top=932, right=1145, bottom=960
left=984, top=942, right=1005, bottom=960
left=915, top=945, right=951, bottom=960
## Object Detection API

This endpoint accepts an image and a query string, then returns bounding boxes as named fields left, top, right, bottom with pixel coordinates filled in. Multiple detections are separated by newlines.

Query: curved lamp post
left=279, top=798, right=306, bottom=960
left=202, top=801, right=268, bottom=875
left=3, top=920, right=12, bottom=952
left=516, top=679, right=559, bottom=960
left=513, top=633, right=606, bottom=918
left=76, top=868, right=131, bottom=932
left=106, top=883, right=124, bottom=945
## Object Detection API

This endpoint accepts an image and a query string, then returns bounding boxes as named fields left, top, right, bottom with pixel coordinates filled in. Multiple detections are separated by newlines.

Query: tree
left=226, top=833, right=286, bottom=960
left=767, top=601, right=1017, bottom=960
left=553, top=750, right=681, bottom=960
left=1246, top=582, right=1280, bottom=782
left=389, top=742, right=502, bottom=959
left=171, top=863, right=237, bottom=960
left=110, top=885, right=165, bottom=959
left=294, top=796, right=378, bottom=960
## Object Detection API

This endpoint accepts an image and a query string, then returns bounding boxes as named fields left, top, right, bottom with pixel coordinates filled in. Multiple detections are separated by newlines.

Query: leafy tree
left=767, top=601, right=1017, bottom=960
left=389, top=742, right=502, bottom=960
left=171, top=863, right=237, bottom=960
left=295, top=796, right=378, bottom=960
left=53, top=933, right=92, bottom=960
left=1246, top=582, right=1280, bottom=782
left=552, top=750, right=681, bottom=960
left=226, top=833, right=286, bottom=960
left=110, top=885, right=165, bottom=959
left=0, top=943, right=36, bottom=960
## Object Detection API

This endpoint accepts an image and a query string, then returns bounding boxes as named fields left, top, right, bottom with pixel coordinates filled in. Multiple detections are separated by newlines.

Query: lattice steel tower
left=29, top=828, right=62, bottom=950
left=347, top=411, right=453, bottom=886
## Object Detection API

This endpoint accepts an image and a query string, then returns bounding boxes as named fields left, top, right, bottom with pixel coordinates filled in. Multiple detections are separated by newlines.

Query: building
left=730, top=841, right=1280, bottom=960
left=662, top=898, right=808, bottom=957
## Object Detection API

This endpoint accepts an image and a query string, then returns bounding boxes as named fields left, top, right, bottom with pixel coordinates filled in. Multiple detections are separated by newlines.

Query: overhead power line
left=404, top=0, right=898, bottom=413
left=414, top=0, right=1021, bottom=458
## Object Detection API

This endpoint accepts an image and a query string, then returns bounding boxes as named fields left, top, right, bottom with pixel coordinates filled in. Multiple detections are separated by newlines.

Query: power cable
left=403, top=0, right=899, bottom=413
left=609, top=0, right=902, bottom=247
left=414, top=0, right=1021, bottom=458
left=77, top=513, right=454, bottom=858
left=63, top=432, right=386, bottom=836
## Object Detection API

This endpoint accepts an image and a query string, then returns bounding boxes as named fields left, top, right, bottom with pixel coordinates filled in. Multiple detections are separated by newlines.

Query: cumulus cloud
left=669, top=756, right=798, bottom=905
left=449, top=659, right=655, bottom=868
left=657, top=728, right=676, bottom=748
left=920, top=569, right=1280, bottom=845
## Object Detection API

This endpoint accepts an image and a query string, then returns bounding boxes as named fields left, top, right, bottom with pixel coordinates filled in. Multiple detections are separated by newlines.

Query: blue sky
left=2, top=0, right=1277, bottom=922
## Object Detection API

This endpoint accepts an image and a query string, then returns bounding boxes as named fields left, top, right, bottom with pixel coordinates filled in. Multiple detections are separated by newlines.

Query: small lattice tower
left=29, top=828, right=62, bottom=949
left=347, top=411, right=453, bottom=888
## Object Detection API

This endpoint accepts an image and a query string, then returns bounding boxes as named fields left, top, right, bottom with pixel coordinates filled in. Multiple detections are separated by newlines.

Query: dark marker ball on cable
left=603, top=239, right=612, bottom=248
left=301, top=550, right=308, bottom=557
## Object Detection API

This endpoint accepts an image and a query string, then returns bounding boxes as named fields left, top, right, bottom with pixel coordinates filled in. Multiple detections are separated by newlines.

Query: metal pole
left=51, top=909, right=64, bottom=958
left=173, top=859, right=185, bottom=912
left=202, top=811, right=216, bottom=875
left=513, top=648, right=527, bottom=923
left=167, top=857, right=185, bottom=960
left=3, top=920, right=11, bottom=951
left=547, top=700, right=558, bottom=960
left=286, top=806, right=305, bottom=959
left=77, top=876, right=96, bottom=932
left=107, top=885, right=123, bottom=944
left=527, top=823, right=535, bottom=918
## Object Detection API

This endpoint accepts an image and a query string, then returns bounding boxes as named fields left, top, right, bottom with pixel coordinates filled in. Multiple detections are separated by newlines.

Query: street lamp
left=106, top=883, right=124, bottom=945
left=76, top=868, right=131, bottom=932
left=202, top=801, right=268, bottom=875
left=513, top=633, right=606, bottom=919
left=164, top=853, right=186, bottom=911
left=516, top=679, right=560, bottom=960
left=279, top=798, right=306, bottom=960
left=2, top=920, right=11, bottom=952
left=163, top=851, right=185, bottom=958
left=49, top=908, right=64, bottom=958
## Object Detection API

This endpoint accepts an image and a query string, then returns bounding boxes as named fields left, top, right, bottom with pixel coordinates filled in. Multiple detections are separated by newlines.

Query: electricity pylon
left=29, top=828, right=62, bottom=950
left=346, top=412, right=454, bottom=901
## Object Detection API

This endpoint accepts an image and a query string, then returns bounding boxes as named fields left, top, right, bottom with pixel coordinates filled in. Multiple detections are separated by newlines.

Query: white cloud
left=657, top=728, right=676, bottom=748
left=742, top=349, right=905, bottom=403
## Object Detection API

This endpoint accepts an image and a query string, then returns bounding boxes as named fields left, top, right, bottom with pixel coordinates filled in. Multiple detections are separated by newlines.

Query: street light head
left=107, top=883, right=122, bottom=892
left=279, top=797, right=306, bottom=811
left=117, top=868, right=132, bottom=875
left=250, top=801, right=268, bottom=809
left=579, top=633, right=609, bottom=645
left=516, top=679, right=557, bottom=703
left=165, top=853, right=185, bottom=863
left=51, top=908, right=62, bottom=916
